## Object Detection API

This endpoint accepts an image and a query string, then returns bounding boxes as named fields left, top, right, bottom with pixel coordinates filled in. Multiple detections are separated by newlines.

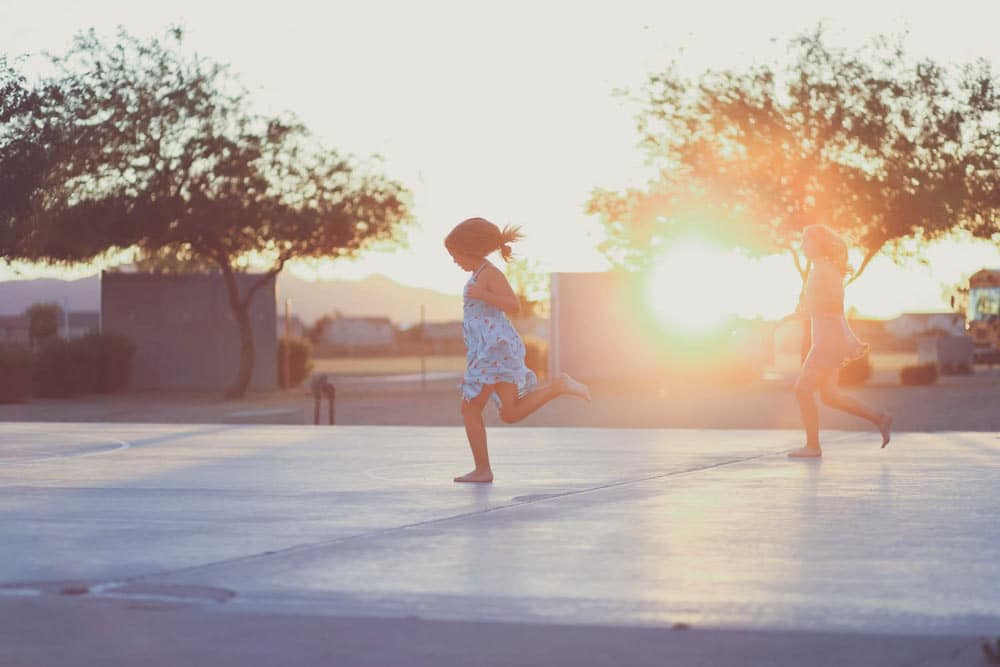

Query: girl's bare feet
left=454, top=469, right=493, bottom=483
left=878, top=413, right=892, bottom=448
left=788, top=446, right=822, bottom=458
left=560, top=373, right=591, bottom=402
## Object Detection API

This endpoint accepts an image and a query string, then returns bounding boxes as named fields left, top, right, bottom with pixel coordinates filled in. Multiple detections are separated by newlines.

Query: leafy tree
left=505, top=257, right=548, bottom=318
left=589, top=27, right=1000, bottom=286
left=308, top=314, right=335, bottom=345
left=1, top=29, right=411, bottom=397
left=25, top=302, right=62, bottom=348
left=1, top=56, right=62, bottom=264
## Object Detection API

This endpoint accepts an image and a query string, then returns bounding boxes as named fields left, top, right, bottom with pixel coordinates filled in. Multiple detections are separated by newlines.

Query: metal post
left=327, top=384, right=335, bottom=425
left=63, top=296, right=70, bottom=339
left=311, top=374, right=324, bottom=425
left=311, top=375, right=335, bottom=426
left=420, top=304, right=426, bottom=390
left=282, top=298, right=291, bottom=389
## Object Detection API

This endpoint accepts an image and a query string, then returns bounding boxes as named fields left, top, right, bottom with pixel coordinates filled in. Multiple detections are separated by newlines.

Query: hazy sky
left=2, top=0, right=999, bottom=317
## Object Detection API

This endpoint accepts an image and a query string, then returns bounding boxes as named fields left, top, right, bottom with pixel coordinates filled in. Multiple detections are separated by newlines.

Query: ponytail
left=498, top=225, right=523, bottom=263
left=446, top=218, right=524, bottom=262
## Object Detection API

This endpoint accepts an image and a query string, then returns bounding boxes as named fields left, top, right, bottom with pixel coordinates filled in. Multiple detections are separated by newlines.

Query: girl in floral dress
left=445, top=217, right=590, bottom=483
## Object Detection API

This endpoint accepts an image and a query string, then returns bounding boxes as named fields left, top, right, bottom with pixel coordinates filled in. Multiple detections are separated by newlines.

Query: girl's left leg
left=818, top=373, right=892, bottom=447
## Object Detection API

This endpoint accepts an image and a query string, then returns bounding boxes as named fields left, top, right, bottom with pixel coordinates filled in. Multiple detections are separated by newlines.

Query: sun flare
left=646, top=239, right=734, bottom=334
left=646, top=238, right=797, bottom=334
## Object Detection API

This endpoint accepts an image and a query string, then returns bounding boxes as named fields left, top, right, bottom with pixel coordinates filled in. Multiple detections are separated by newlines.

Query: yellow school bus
left=967, top=269, right=1000, bottom=363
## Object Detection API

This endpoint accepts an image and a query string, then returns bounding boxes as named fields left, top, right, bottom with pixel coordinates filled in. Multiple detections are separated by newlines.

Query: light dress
left=460, top=261, right=538, bottom=404
left=798, top=261, right=869, bottom=388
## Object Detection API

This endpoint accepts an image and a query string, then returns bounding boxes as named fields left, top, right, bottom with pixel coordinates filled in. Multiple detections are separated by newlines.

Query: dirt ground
left=2, top=353, right=999, bottom=434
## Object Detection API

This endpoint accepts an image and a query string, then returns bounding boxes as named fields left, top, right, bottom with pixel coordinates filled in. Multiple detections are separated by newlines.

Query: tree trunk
left=219, top=266, right=256, bottom=399
left=228, top=305, right=256, bottom=399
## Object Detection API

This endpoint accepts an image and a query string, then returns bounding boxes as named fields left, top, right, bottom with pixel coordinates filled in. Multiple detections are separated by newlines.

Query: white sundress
left=460, top=261, right=538, bottom=404
left=798, top=261, right=869, bottom=388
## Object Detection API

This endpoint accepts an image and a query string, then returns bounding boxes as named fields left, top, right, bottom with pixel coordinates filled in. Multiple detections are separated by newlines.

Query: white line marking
left=0, top=429, right=131, bottom=465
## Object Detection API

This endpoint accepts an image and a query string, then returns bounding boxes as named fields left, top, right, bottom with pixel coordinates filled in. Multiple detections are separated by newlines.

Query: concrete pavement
left=0, top=423, right=997, bottom=665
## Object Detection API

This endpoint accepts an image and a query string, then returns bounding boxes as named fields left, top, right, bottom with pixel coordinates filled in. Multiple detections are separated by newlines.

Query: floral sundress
left=460, top=261, right=538, bottom=404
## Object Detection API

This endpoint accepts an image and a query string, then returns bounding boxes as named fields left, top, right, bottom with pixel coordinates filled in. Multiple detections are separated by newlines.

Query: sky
left=2, top=0, right=999, bottom=319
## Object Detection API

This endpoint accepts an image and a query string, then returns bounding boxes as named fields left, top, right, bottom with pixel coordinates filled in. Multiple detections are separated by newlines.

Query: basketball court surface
left=1, top=423, right=997, bottom=666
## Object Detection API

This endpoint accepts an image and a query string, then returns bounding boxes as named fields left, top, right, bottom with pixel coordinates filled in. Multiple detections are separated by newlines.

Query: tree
left=25, top=302, right=62, bottom=348
left=589, top=27, right=1000, bottom=285
left=0, top=56, right=63, bottom=264
left=505, top=257, right=549, bottom=319
left=1, top=28, right=411, bottom=397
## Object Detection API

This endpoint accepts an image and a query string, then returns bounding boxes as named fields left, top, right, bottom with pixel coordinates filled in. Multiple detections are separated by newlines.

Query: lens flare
left=645, top=237, right=801, bottom=337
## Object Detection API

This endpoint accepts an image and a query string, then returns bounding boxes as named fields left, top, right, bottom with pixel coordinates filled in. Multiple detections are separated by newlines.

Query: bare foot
left=878, top=413, right=892, bottom=448
left=788, top=446, right=822, bottom=459
left=453, top=469, right=493, bottom=483
left=560, top=373, right=591, bottom=402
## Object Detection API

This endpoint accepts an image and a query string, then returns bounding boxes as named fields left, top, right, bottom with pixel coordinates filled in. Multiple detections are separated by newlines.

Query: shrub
left=523, top=335, right=548, bottom=380
left=88, top=333, right=136, bottom=393
left=32, top=333, right=135, bottom=397
left=838, top=353, right=872, bottom=386
left=33, top=338, right=97, bottom=397
left=278, top=336, right=314, bottom=388
left=25, top=302, right=62, bottom=348
left=900, top=363, right=938, bottom=386
left=0, top=344, right=34, bottom=403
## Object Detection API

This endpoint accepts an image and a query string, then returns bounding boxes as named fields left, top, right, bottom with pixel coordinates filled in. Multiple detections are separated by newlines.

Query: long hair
left=802, top=224, right=850, bottom=276
left=444, top=217, right=523, bottom=262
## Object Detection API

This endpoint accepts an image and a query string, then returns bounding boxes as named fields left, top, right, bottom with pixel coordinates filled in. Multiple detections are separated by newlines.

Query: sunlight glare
left=646, top=239, right=735, bottom=334
left=646, top=238, right=798, bottom=334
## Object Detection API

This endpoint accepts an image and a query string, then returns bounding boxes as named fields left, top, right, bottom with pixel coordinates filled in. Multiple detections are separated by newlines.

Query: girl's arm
left=466, top=267, right=521, bottom=316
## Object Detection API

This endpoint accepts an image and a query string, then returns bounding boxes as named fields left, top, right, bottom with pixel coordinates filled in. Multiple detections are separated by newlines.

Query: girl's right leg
left=789, top=366, right=828, bottom=458
left=455, top=386, right=495, bottom=483
left=494, top=373, right=590, bottom=425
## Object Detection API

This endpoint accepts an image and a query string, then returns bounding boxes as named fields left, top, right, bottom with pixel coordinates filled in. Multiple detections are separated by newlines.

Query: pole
left=420, top=304, right=426, bottom=390
left=283, top=297, right=291, bottom=389
left=62, top=296, right=70, bottom=339
left=328, top=384, right=335, bottom=425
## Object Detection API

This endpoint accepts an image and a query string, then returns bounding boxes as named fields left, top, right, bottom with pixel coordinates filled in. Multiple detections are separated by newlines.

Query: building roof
left=328, top=315, right=394, bottom=326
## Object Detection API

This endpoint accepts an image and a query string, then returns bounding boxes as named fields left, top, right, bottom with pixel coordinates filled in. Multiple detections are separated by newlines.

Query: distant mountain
left=277, top=273, right=462, bottom=326
left=0, top=276, right=101, bottom=314
left=0, top=272, right=461, bottom=325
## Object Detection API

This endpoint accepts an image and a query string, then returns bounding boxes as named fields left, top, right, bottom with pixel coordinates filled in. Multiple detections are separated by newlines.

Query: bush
left=838, top=353, right=872, bottom=386
left=278, top=336, right=314, bottom=388
left=900, top=363, right=938, bottom=386
left=33, top=338, right=97, bottom=397
left=32, top=333, right=135, bottom=397
left=523, top=335, right=548, bottom=380
left=89, top=333, right=136, bottom=393
left=0, top=344, right=34, bottom=403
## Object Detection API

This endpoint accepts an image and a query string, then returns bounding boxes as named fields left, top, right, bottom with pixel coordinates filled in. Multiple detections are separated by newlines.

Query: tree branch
left=241, top=254, right=288, bottom=309
left=847, top=245, right=881, bottom=285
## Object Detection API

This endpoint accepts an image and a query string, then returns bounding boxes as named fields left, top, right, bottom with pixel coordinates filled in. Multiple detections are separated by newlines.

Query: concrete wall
left=886, top=313, right=965, bottom=339
left=320, top=318, right=395, bottom=346
left=549, top=272, right=668, bottom=383
left=102, top=272, right=278, bottom=391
